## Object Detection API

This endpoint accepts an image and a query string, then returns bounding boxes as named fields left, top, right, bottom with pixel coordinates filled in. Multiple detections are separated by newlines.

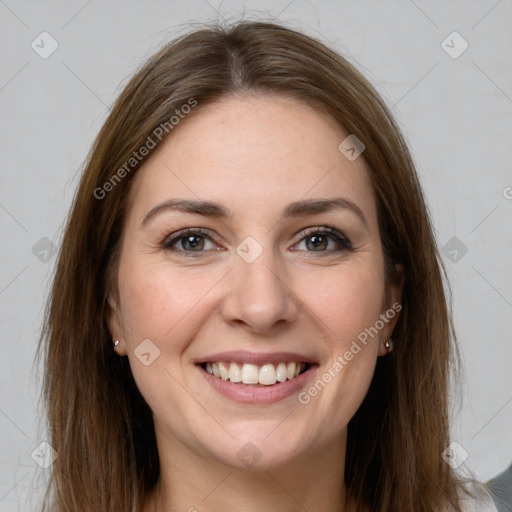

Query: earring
left=113, top=340, right=119, bottom=348
left=384, top=337, right=394, bottom=354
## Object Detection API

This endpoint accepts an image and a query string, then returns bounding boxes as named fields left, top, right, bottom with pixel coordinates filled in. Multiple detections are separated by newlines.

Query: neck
left=146, top=428, right=349, bottom=512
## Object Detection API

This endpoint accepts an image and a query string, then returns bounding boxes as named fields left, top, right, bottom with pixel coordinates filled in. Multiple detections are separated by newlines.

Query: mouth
left=201, top=361, right=310, bottom=386
left=195, top=351, right=317, bottom=404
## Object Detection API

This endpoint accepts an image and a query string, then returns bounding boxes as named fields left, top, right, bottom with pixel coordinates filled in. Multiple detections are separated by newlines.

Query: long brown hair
left=37, top=20, right=469, bottom=511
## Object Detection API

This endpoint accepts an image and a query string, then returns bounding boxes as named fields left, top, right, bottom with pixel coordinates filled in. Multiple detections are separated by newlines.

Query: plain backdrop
left=0, top=0, right=511, bottom=509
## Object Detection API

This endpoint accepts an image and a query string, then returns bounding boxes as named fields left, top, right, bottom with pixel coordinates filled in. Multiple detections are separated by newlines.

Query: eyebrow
left=141, top=197, right=369, bottom=231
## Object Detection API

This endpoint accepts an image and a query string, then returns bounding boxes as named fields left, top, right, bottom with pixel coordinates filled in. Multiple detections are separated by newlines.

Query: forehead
left=126, top=94, right=377, bottom=228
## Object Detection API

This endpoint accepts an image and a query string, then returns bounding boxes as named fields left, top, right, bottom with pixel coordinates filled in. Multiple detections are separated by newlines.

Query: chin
left=194, top=423, right=316, bottom=471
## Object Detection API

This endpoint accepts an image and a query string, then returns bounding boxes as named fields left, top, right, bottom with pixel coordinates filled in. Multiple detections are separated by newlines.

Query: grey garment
left=488, top=463, right=512, bottom=512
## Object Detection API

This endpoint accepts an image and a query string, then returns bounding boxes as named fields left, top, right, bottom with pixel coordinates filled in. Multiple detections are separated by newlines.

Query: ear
left=106, top=294, right=127, bottom=356
left=378, top=263, right=405, bottom=356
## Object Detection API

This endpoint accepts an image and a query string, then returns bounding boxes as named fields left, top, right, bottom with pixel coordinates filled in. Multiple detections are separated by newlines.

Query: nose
left=220, top=245, right=299, bottom=334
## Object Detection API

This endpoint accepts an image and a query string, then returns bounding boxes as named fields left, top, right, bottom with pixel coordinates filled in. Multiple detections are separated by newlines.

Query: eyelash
left=161, top=226, right=353, bottom=256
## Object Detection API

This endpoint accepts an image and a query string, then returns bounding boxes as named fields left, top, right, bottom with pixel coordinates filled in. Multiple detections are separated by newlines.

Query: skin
left=107, top=93, right=404, bottom=512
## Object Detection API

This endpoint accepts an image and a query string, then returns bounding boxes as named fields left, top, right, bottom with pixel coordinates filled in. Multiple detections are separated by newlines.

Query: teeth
left=287, top=362, right=296, bottom=380
left=218, top=362, right=229, bottom=381
left=205, top=361, right=307, bottom=385
left=241, top=363, right=259, bottom=384
left=276, top=362, right=288, bottom=383
left=259, top=364, right=277, bottom=385
left=229, top=362, right=241, bottom=383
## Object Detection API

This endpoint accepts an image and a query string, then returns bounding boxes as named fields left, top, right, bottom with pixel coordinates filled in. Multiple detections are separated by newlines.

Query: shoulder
left=487, top=463, right=512, bottom=512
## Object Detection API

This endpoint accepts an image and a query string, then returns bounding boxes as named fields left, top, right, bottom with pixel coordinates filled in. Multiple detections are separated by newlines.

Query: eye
left=162, top=226, right=353, bottom=256
left=162, top=228, right=220, bottom=254
left=293, top=227, right=353, bottom=253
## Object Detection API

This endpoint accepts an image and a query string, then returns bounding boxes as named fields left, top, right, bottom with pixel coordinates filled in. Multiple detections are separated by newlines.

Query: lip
left=197, top=359, right=319, bottom=405
left=194, top=350, right=317, bottom=366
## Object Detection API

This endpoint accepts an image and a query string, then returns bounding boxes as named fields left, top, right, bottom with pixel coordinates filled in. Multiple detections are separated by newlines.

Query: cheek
left=116, top=262, right=208, bottom=415
left=296, top=261, right=385, bottom=347
left=295, top=275, right=382, bottom=441
left=118, top=261, right=210, bottom=342
left=292, top=261, right=383, bottom=418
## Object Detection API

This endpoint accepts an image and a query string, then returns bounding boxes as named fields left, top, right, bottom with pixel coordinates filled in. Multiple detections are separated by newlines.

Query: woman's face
left=108, top=94, right=403, bottom=470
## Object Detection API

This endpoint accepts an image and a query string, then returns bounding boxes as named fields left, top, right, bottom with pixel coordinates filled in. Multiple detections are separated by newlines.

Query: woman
left=37, top=20, right=497, bottom=511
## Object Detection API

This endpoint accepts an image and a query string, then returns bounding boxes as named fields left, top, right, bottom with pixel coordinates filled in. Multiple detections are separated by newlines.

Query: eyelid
left=293, top=225, right=347, bottom=242
left=162, top=225, right=352, bottom=254
left=162, top=227, right=221, bottom=249
left=291, top=226, right=353, bottom=251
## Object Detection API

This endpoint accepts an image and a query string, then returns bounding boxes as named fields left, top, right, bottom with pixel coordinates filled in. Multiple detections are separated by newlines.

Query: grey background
left=1, top=0, right=511, bottom=509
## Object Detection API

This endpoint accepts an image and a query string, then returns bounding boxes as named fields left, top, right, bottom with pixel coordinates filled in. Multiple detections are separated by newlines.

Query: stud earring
left=113, top=340, right=119, bottom=348
left=384, top=337, right=394, bottom=354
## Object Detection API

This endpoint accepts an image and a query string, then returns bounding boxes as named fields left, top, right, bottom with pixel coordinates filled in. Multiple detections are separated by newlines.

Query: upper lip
left=194, top=351, right=317, bottom=365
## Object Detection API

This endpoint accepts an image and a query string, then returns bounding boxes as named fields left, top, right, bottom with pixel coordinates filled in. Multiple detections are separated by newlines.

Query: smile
left=203, top=361, right=309, bottom=386
left=196, top=351, right=317, bottom=404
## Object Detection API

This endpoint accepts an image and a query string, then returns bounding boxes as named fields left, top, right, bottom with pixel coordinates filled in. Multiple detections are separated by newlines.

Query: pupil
left=308, top=235, right=326, bottom=250
left=185, top=235, right=203, bottom=250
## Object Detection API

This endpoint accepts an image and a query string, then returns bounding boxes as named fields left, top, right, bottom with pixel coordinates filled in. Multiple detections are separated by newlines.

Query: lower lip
left=198, top=364, right=317, bottom=404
